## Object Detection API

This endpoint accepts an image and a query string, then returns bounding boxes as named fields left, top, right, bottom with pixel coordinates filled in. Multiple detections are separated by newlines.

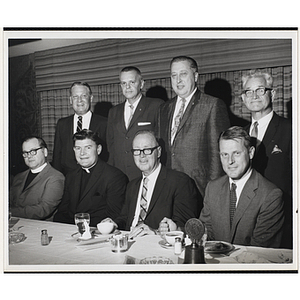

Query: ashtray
left=9, top=232, right=26, bottom=244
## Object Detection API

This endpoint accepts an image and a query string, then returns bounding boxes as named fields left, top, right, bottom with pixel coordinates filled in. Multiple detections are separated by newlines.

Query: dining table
left=5, top=217, right=296, bottom=272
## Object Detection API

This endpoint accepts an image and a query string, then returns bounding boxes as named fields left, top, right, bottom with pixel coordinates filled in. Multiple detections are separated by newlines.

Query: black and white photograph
left=2, top=29, right=298, bottom=274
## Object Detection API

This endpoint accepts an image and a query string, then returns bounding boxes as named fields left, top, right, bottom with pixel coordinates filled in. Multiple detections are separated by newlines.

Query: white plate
left=204, top=241, right=234, bottom=254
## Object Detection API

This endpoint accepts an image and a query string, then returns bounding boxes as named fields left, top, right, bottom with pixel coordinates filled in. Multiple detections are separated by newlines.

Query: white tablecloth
left=5, top=218, right=296, bottom=272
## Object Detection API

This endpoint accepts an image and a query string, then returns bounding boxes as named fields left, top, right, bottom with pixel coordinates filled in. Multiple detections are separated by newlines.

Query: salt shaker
left=174, top=237, right=182, bottom=255
left=41, top=229, right=49, bottom=246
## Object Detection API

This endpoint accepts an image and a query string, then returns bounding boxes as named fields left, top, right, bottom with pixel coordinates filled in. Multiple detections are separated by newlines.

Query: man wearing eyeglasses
left=52, top=82, right=108, bottom=176
left=10, top=136, right=65, bottom=220
left=241, top=69, right=292, bottom=248
left=107, top=130, right=200, bottom=237
left=106, top=66, right=163, bottom=181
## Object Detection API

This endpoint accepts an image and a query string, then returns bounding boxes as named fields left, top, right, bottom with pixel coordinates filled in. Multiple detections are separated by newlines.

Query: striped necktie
left=171, top=98, right=186, bottom=142
left=138, top=177, right=149, bottom=223
left=76, top=116, right=82, bottom=132
left=230, top=182, right=237, bottom=228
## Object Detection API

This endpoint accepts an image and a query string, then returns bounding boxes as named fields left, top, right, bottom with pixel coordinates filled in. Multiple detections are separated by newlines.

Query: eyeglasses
left=131, top=146, right=159, bottom=156
left=243, top=87, right=272, bottom=98
left=22, top=147, right=43, bottom=158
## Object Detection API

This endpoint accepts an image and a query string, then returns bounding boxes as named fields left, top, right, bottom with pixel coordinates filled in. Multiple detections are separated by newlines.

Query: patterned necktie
left=171, top=98, right=186, bottom=142
left=251, top=121, right=258, bottom=138
left=126, top=104, right=134, bottom=129
left=76, top=116, right=82, bottom=132
left=138, top=177, right=149, bottom=223
left=230, top=182, right=237, bottom=228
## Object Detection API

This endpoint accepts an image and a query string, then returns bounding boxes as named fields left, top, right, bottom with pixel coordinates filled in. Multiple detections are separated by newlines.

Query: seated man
left=105, top=130, right=201, bottom=237
left=200, top=126, right=284, bottom=248
left=53, top=129, right=128, bottom=227
left=10, top=136, right=65, bottom=220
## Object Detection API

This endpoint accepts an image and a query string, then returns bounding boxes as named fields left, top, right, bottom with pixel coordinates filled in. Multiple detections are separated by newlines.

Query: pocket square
left=138, top=122, right=151, bottom=126
left=271, top=145, right=283, bottom=154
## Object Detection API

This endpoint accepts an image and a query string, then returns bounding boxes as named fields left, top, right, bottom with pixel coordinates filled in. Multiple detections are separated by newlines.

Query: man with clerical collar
left=199, top=126, right=284, bottom=248
left=54, top=129, right=128, bottom=227
left=10, top=136, right=65, bottom=220
left=52, top=81, right=107, bottom=176
left=103, top=130, right=200, bottom=238
left=241, top=69, right=292, bottom=248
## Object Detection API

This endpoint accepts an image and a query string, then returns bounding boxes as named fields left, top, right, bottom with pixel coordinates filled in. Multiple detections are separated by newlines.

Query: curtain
left=39, top=65, right=292, bottom=161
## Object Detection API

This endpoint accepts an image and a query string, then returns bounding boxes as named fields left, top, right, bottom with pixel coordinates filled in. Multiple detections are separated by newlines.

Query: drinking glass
left=74, top=213, right=90, bottom=235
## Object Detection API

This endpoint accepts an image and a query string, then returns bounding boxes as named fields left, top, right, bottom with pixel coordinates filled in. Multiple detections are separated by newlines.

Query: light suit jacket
left=106, top=95, right=163, bottom=181
left=200, top=169, right=284, bottom=248
left=10, top=163, right=65, bottom=220
left=159, top=89, right=230, bottom=197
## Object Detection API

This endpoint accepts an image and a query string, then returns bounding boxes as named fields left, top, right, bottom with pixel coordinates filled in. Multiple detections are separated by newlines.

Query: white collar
left=31, top=162, right=47, bottom=174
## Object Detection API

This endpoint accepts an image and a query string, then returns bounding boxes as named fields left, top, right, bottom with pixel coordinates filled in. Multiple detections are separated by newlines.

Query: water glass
left=110, top=234, right=128, bottom=252
left=74, top=213, right=90, bottom=235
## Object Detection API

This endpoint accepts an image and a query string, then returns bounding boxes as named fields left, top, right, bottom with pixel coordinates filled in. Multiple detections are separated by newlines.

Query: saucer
left=159, top=240, right=173, bottom=249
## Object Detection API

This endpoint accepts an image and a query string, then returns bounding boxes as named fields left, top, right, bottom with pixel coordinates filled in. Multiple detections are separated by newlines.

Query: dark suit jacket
left=116, top=166, right=201, bottom=231
left=159, top=89, right=230, bottom=197
left=107, top=95, right=164, bottom=181
left=245, top=112, right=292, bottom=197
left=53, top=159, right=128, bottom=227
left=52, top=112, right=107, bottom=175
left=200, top=169, right=284, bottom=248
left=10, top=163, right=65, bottom=220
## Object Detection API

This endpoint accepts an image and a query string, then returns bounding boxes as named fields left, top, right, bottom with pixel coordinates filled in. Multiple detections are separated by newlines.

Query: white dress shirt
left=131, top=163, right=162, bottom=228
left=250, top=110, right=273, bottom=143
left=229, top=168, right=253, bottom=207
left=124, top=95, right=142, bottom=128
left=73, top=111, right=92, bottom=134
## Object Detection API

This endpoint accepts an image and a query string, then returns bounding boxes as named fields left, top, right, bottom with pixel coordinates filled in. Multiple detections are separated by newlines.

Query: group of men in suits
left=9, top=56, right=292, bottom=249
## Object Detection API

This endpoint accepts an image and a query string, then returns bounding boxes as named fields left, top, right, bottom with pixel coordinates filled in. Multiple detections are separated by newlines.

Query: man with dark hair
left=159, top=56, right=230, bottom=197
left=52, top=81, right=107, bottom=175
left=54, top=129, right=128, bottom=227
left=10, top=136, right=65, bottom=220
left=107, top=66, right=164, bottom=181
left=200, top=126, right=284, bottom=248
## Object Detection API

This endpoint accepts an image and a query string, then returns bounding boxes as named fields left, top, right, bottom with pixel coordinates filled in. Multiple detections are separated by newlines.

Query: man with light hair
left=241, top=69, right=292, bottom=248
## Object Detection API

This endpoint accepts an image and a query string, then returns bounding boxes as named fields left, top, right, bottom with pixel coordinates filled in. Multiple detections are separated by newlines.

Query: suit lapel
left=146, top=167, right=165, bottom=215
left=230, top=171, right=257, bottom=239
left=173, top=89, right=200, bottom=141
left=115, top=102, right=127, bottom=133
left=261, top=113, right=279, bottom=148
left=79, top=160, right=104, bottom=201
left=23, top=165, right=49, bottom=192
left=127, top=96, right=146, bottom=131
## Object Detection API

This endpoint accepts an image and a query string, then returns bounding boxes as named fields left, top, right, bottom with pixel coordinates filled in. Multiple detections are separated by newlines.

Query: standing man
left=159, top=56, right=230, bottom=197
left=10, top=136, right=65, bottom=220
left=52, top=81, right=107, bottom=175
left=241, top=69, right=292, bottom=248
left=107, top=66, right=164, bottom=181
left=105, top=130, right=200, bottom=237
left=54, top=130, right=128, bottom=227
left=200, top=126, right=284, bottom=248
